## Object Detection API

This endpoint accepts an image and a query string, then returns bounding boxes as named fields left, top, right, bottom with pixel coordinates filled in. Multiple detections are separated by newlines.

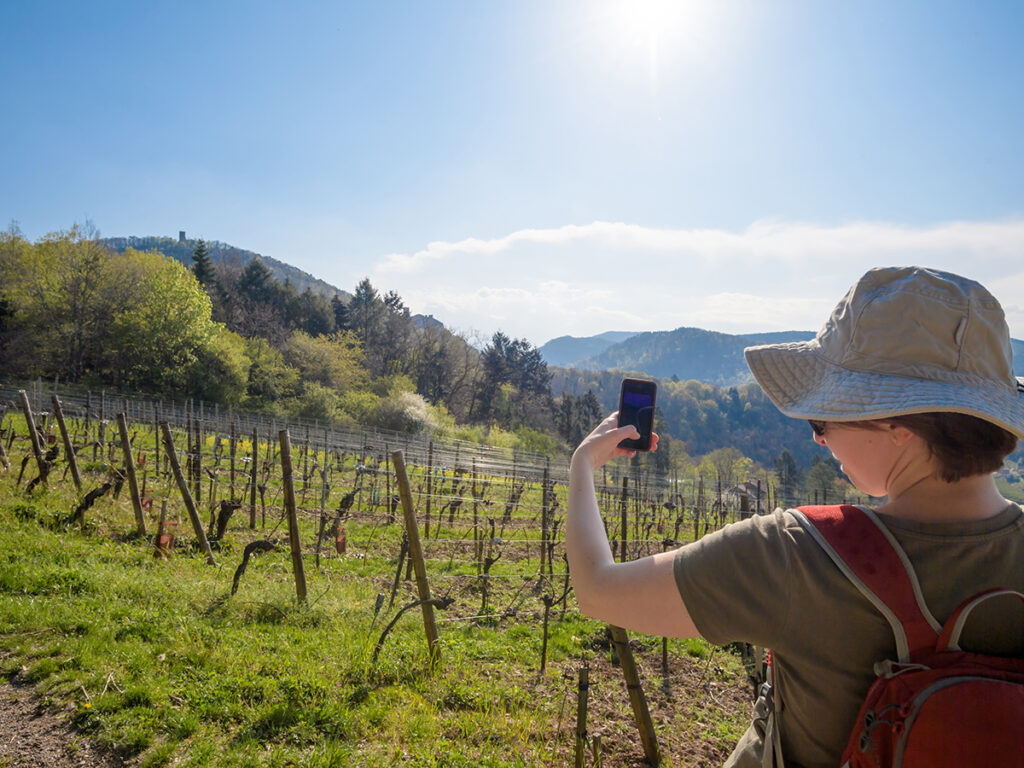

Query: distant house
left=726, top=480, right=765, bottom=517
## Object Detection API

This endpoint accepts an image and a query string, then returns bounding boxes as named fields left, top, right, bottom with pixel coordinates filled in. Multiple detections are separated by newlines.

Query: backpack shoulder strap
left=792, top=505, right=941, bottom=661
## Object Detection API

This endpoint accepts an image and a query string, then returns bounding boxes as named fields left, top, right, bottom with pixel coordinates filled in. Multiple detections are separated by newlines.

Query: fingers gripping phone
left=617, top=377, right=657, bottom=450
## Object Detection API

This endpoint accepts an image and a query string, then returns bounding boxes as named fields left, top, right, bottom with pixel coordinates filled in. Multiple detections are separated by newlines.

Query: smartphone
left=617, top=377, right=657, bottom=451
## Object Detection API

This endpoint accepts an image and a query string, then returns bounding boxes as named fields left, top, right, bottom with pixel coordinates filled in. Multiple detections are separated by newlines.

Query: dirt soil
left=0, top=644, right=750, bottom=768
left=0, top=680, right=124, bottom=768
left=572, top=647, right=752, bottom=767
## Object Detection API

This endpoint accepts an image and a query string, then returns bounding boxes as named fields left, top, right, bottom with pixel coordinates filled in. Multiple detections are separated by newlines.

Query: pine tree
left=331, top=295, right=349, bottom=331
left=191, top=240, right=214, bottom=285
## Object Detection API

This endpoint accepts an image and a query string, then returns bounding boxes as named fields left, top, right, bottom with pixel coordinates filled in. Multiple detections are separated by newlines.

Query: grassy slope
left=0, top=464, right=749, bottom=767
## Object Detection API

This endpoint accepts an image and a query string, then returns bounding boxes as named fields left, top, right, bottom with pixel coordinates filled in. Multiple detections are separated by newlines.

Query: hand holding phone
left=617, top=377, right=657, bottom=451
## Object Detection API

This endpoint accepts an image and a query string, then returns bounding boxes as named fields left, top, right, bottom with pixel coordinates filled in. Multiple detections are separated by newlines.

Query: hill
left=551, top=366, right=822, bottom=468
left=538, top=331, right=639, bottom=366
left=548, top=328, right=1024, bottom=388
left=102, top=235, right=352, bottom=303
left=544, top=327, right=813, bottom=386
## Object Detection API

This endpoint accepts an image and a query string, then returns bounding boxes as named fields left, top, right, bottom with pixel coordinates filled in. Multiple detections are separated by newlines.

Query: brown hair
left=849, top=413, right=1017, bottom=482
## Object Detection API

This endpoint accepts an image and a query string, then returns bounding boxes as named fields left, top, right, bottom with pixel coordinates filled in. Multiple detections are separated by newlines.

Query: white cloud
left=368, top=217, right=1024, bottom=344
left=376, top=218, right=1024, bottom=273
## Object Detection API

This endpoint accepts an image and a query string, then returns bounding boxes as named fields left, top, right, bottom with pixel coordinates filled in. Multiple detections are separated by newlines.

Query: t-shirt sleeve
left=673, top=510, right=797, bottom=648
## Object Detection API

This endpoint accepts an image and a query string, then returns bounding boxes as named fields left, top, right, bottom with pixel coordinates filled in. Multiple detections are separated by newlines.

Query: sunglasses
left=808, top=420, right=828, bottom=436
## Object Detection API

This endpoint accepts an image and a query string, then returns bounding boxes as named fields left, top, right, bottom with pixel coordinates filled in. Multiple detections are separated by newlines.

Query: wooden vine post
left=153, top=403, right=160, bottom=477
left=249, top=427, right=258, bottom=529
left=193, top=411, right=203, bottom=504
left=424, top=441, right=433, bottom=538
left=574, top=662, right=590, bottom=768
left=391, top=449, right=441, bottom=666
left=609, top=471, right=661, bottom=766
left=619, top=476, right=629, bottom=561
left=0, top=426, right=8, bottom=471
left=116, top=413, right=147, bottom=536
left=229, top=421, right=237, bottom=501
left=160, top=421, right=216, bottom=565
left=17, top=390, right=47, bottom=484
left=278, top=429, right=308, bottom=604
left=540, top=464, right=549, bottom=577
left=472, top=458, right=481, bottom=575
left=51, top=395, right=82, bottom=493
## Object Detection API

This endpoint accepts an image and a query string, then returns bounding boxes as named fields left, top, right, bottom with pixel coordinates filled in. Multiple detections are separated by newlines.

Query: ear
left=886, top=422, right=917, bottom=446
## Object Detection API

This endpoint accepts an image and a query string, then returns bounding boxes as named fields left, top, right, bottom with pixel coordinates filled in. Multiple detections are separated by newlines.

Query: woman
left=567, top=266, right=1024, bottom=767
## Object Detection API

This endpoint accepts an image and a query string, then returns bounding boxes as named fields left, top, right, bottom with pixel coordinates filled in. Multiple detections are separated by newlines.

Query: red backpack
left=778, top=505, right=1024, bottom=768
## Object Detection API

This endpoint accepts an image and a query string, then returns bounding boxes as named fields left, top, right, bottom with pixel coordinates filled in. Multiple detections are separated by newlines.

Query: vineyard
left=0, top=382, right=757, bottom=767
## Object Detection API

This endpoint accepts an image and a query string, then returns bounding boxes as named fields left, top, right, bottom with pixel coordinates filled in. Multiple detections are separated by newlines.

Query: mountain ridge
left=102, top=235, right=352, bottom=303
left=543, top=327, right=1024, bottom=387
left=105, top=235, right=1024, bottom=387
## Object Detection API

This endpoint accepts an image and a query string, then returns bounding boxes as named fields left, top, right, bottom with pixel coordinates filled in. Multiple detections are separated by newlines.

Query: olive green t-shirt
left=673, top=505, right=1024, bottom=768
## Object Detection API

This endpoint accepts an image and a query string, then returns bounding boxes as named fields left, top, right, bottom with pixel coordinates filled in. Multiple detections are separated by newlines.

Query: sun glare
left=591, top=0, right=713, bottom=80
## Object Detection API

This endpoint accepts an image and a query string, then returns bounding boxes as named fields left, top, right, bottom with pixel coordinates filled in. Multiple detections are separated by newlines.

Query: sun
left=590, top=0, right=714, bottom=80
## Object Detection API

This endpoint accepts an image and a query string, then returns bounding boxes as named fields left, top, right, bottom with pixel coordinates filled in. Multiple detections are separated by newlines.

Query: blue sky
left=3, top=1, right=1024, bottom=345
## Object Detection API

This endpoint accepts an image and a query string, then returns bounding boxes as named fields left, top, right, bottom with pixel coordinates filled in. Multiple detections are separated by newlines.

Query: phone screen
left=618, top=379, right=656, bottom=450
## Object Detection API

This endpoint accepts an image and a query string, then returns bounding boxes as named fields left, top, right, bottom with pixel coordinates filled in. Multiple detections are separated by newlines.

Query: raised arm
left=567, top=413, right=701, bottom=638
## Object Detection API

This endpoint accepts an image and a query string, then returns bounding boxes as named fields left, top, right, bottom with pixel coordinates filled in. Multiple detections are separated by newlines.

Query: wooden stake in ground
left=424, top=441, right=433, bottom=538
left=154, top=499, right=171, bottom=559
left=249, top=427, right=258, bottom=529
left=278, top=429, right=308, bottom=604
left=314, top=430, right=330, bottom=568
left=229, top=421, right=237, bottom=501
left=609, top=475, right=661, bottom=766
left=608, top=625, right=660, bottom=765
left=391, top=449, right=441, bottom=666
left=116, top=413, right=147, bottom=536
left=17, top=390, right=47, bottom=485
left=51, top=395, right=82, bottom=493
left=574, top=663, right=590, bottom=768
left=540, top=463, right=550, bottom=577
left=160, top=421, right=215, bottom=566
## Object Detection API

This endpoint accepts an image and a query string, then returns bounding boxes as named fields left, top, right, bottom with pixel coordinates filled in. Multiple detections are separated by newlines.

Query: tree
left=228, top=258, right=289, bottom=342
left=237, top=258, right=276, bottom=304
left=282, top=330, right=367, bottom=391
left=578, top=389, right=603, bottom=433
left=191, top=239, right=214, bottom=285
left=348, top=278, right=385, bottom=350
left=475, top=331, right=552, bottom=426
left=556, top=394, right=576, bottom=443
left=2, top=223, right=114, bottom=380
left=188, top=325, right=249, bottom=405
left=652, top=431, right=674, bottom=474
left=554, top=389, right=604, bottom=446
left=702, top=447, right=750, bottom=490
left=290, top=287, right=335, bottom=337
left=102, top=249, right=217, bottom=393
left=412, top=325, right=481, bottom=421
left=412, top=324, right=454, bottom=404
left=331, top=295, right=349, bottom=331
left=244, top=339, right=301, bottom=406
left=775, top=449, right=803, bottom=505
left=805, top=456, right=842, bottom=501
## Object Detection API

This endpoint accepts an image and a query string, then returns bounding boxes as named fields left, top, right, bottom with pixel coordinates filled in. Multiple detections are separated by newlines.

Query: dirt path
left=0, top=680, right=123, bottom=768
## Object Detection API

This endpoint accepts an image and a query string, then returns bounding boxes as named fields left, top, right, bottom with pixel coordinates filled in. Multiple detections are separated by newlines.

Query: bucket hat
left=744, top=266, right=1024, bottom=438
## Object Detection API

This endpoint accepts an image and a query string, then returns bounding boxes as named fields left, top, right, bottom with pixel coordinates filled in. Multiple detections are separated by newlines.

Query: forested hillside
left=3, top=224, right=940, bottom=501
left=551, top=327, right=815, bottom=385
left=102, top=235, right=350, bottom=303
left=552, top=368, right=820, bottom=468
left=0, top=226, right=562, bottom=452
left=538, top=331, right=639, bottom=367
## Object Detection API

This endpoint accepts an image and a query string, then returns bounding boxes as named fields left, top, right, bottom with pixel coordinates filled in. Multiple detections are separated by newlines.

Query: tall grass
left=0, top=424, right=748, bottom=766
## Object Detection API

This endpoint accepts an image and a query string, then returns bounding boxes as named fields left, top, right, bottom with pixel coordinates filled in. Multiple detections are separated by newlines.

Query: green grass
left=0, top=421, right=748, bottom=767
